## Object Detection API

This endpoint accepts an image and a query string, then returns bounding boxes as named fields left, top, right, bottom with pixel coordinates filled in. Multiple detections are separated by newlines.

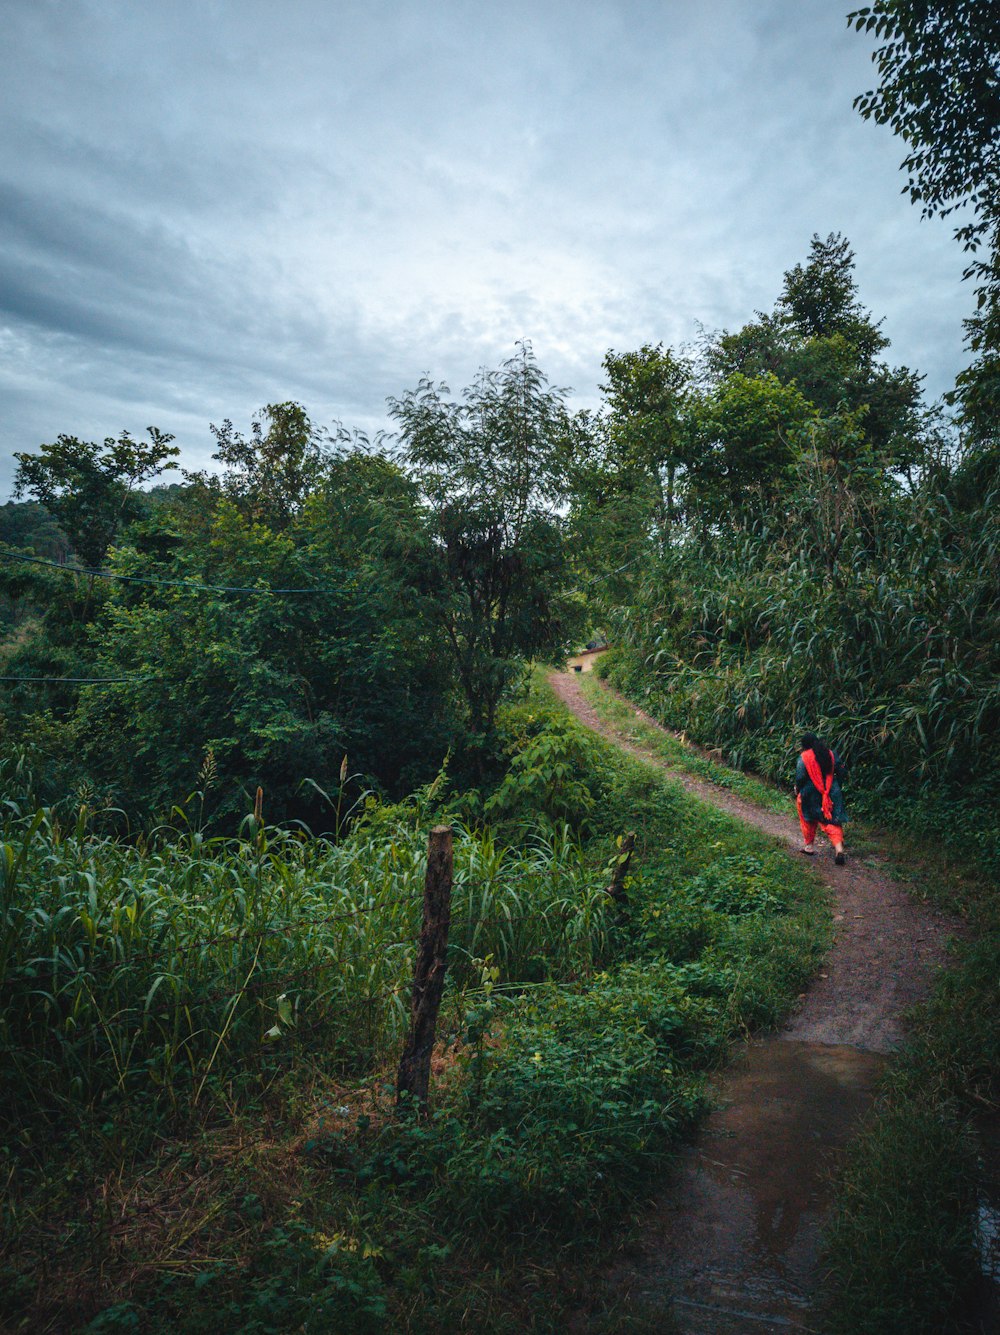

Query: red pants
left=797, top=794, right=843, bottom=847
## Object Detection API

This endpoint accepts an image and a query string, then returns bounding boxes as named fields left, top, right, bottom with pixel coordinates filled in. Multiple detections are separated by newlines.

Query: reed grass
left=0, top=758, right=608, bottom=1124
left=604, top=472, right=1000, bottom=808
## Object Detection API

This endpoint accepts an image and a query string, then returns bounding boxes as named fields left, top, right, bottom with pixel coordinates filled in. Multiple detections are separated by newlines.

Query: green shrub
left=363, top=965, right=712, bottom=1237
left=484, top=717, right=602, bottom=829
left=87, top=1220, right=390, bottom=1334
left=823, top=1098, right=979, bottom=1335
left=821, top=913, right=1000, bottom=1331
left=2, top=686, right=830, bottom=1332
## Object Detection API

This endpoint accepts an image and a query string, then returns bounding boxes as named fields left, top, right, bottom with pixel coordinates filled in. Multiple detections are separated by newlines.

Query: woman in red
left=795, top=731, right=847, bottom=864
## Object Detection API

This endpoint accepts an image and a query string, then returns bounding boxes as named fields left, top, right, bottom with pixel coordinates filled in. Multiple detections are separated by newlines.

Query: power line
left=0, top=549, right=332, bottom=595
left=0, top=676, right=161, bottom=685
left=569, top=552, right=646, bottom=596
left=0, top=543, right=650, bottom=690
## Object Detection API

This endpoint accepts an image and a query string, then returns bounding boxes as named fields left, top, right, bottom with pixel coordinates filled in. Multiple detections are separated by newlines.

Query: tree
left=686, top=373, right=816, bottom=522
left=72, top=461, right=453, bottom=824
left=0, top=501, right=70, bottom=561
left=850, top=2, right=1000, bottom=433
left=12, top=429, right=178, bottom=568
left=388, top=344, right=584, bottom=747
left=705, top=235, right=922, bottom=471
left=780, top=232, right=884, bottom=349
left=600, top=343, right=692, bottom=536
left=188, top=402, right=332, bottom=530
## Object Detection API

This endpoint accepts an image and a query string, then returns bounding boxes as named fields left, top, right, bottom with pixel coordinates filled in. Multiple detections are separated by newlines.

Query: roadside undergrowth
left=0, top=681, right=827, bottom=1333
left=580, top=663, right=789, bottom=816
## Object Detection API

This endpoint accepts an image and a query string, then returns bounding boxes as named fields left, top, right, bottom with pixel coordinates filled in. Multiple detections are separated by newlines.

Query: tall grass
left=0, top=704, right=832, bottom=1333
left=605, top=468, right=1000, bottom=809
left=0, top=761, right=609, bottom=1125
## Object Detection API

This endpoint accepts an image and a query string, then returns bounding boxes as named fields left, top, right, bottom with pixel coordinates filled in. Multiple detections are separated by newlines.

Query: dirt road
left=550, top=670, right=960, bottom=1333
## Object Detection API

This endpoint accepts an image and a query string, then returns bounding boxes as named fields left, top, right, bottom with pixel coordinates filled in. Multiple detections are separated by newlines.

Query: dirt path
left=550, top=670, right=961, bottom=1333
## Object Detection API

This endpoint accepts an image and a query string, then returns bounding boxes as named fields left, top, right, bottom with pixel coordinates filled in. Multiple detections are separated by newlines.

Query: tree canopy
left=12, top=429, right=179, bottom=568
left=851, top=1, right=1000, bottom=434
left=389, top=343, right=585, bottom=748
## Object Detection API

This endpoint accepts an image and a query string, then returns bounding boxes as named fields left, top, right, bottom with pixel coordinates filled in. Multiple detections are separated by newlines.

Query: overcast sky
left=0, top=0, right=974, bottom=497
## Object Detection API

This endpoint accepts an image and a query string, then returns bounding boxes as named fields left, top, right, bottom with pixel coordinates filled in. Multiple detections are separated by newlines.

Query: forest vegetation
left=2, top=3, right=999, bottom=1329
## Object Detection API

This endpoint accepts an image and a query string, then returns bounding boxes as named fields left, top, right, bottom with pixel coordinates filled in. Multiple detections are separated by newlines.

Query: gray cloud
left=0, top=0, right=976, bottom=496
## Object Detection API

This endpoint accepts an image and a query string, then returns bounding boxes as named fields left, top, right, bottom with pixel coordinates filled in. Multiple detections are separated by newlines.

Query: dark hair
left=801, top=731, right=833, bottom=778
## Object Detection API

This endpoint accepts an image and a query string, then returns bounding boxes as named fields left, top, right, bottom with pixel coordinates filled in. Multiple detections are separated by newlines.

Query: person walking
left=795, top=731, right=847, bottom=864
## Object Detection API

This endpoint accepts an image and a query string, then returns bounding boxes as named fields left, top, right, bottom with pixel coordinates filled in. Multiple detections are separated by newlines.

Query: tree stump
left=607, top=830, right=636, bottom=904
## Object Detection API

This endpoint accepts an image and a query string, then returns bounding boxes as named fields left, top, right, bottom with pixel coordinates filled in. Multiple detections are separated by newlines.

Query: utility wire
left=0, top=544, right=649, bottom=687
left=0, top=549, right=331, bottom=596
left=574, top=552, right=645, bottom=591
left=3, top=544, right=650, bottom=597
left=0, top=676, right=161, bottom=685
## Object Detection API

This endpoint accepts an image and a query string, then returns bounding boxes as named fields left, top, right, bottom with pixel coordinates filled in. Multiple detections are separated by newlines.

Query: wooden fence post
left=607, top=831, right=636, bottom=904
left=396, top=825, right=454, bottom=1113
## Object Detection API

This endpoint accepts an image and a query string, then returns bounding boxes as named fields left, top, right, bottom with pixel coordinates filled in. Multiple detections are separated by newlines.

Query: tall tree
left=850, top=2, right=1000, bottom=435
left=601, top=343, right=692, bottom=537
left=389, top=344, right=584, bottom=746
left=685, top=373, right=815, bottom=522
left=706, top=234, right=922, bottom=471
left=71, top=456, right=452, bottom=824
left=188, top=402, right=332, bottom=530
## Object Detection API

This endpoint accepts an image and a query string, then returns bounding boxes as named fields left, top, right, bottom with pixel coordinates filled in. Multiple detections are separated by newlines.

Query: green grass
left=0, top=690, right=830, bottom=1333
left=578, top=664, right=793, bottom=816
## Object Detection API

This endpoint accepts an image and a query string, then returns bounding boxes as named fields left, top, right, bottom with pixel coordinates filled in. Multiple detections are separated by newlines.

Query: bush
left=822, top=912, right=1000, bottom=1331
left=484, top=715, right=603, bottom=829
left=823, top=1098, right=980, bottom=1334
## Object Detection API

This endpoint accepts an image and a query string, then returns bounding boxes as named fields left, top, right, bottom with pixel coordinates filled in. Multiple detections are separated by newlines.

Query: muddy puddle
left=610, top=1040, right=886, bottom=1332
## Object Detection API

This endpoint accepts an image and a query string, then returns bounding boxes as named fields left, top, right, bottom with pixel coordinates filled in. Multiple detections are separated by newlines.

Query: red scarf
left=801, top=748, right=835, bottom=821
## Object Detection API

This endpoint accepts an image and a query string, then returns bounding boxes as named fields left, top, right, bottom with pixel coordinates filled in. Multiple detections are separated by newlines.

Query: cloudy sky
left=0, top=0, right=974, bottom=496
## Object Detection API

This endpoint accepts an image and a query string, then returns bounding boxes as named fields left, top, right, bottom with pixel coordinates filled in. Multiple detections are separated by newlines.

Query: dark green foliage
left=0, top=500, right=69, bottom=560
left=431, top=967, right=709, bottom=1231
left=3, top=437, right=457, bottom=823
left=850, top=2, right=1000, bottom=435
left=595, top=343, right=693, bottom=542
left=0, top=765, right=613, bottom=1126
left=69, top=485, right=451, bottom=823
left=701, top=234, right=921, bottom=473
left=824, top=1099, right=980, bottom=1335
left=484, top=715, right=602, bottom=828
left=822, top=916, right=1000, bottom=1334
left=573, top=235, right=925, bottom=629
left=12, top=428, right=179, bottom=568
left=0, top=696, right=828, bottom=1332
left=602, top=384, right=999, bottom=807
left=186, top=401, right=334, bottom=531
left=3, top=353, right=595, bottom=822
left=685, top=372, right=815, bottom=519
left=82, top=1219, right=390, bottom=1334
left=390, top=343, right=586, bottom=747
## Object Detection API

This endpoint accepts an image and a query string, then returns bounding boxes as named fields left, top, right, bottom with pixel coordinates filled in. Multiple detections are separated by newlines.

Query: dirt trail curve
left=550, top=670, right=961, bottom=1334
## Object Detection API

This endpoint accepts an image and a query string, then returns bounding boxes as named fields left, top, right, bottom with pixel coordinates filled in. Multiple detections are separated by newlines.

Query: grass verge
left=819, top=884, right=1000, bottom=1333
left=579, top=664, right=790, bottom=816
